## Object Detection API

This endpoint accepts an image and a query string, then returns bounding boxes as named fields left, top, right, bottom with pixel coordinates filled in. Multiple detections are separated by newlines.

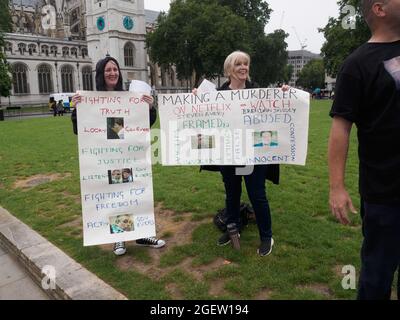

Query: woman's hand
left=281, top=84, right=290, bottom=92
left=71, top=93, right=82, bottom=108
left=141, top=94, right=154, bottom=108
left=192, top=88, right=198, bottom=95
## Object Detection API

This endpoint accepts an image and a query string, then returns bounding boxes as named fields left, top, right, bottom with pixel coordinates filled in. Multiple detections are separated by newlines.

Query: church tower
left=85, top=0, right=148, bottom=87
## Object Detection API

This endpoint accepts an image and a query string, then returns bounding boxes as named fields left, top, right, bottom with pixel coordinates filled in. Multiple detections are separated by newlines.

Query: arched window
left=82, top=66, right=93, bottom=91
left=41, top=45, right=49, bottom=56
left=37, top=64, right=53, bottom=94
left=50, top=46, right=58, bottom=57
left=28, top=44, right=36, bottom=55
left=81, top=48, right=88, bottom=58
left=62, top=47, right=69, bottom=57
left=61, top=65, right=74, bottom=92
left=71, top=47, right=78, bottom=58
left=18, top=43, right=26, bottom=55
left=5, top=42, right=13, bottom=53
left=12, top=63, right=29, bottom=94
left=124, top=42, right=135, bottom=67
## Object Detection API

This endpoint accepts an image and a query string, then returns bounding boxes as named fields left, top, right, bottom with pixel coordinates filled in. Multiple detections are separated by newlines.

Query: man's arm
left=328, top=116, right=357, bottom=224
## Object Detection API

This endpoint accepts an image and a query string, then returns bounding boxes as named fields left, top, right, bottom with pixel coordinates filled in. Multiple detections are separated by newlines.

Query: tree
left=282, top=64, right=294, bottom=84
left=251, top=29, right=288, bottom=86
left=0, top=0, right=12, bottom=33
left=213, top=0, right=288, bottom=86
left=0, top=45, right=12, bottom=97
left=146, top=0, right=251, bottom=86
left=147, top=0, right=288, bottom=87
left=296, top=59, right=325, bottom=90
left=211, top=0, right=271, bottom=37
left=0, top=0, right=12, bottom=97
left=320, top=0, right=370, bottom=77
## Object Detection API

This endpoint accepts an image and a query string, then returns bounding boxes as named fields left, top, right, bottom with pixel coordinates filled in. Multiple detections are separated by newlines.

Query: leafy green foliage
left=147, top=0, right=287, bottom=86
left=0, top=0, right=12, bottom=33
left=0, top=45, right=12, bottom=97
left=0, top=0, right=12, bottom=97
left=296, top=59, right=326, bottom=90
left=251, top=29, right=288, bottom=86
left=212, top=0, right=272, bottom=37
left=320, top=0, right=370, bottom=76
left=146, top=0, right=250, bottom=85
left=283, top=64, right=294, bottom=84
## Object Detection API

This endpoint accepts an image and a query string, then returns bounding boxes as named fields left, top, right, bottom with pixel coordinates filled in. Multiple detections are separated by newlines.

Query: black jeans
left=220, top=165, right=272, bottom=242
left=358, top=201, right=400, bottom=300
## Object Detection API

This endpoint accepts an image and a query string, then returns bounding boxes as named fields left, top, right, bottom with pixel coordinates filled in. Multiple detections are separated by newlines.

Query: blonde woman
left=202, top=51, right=288, bottom=256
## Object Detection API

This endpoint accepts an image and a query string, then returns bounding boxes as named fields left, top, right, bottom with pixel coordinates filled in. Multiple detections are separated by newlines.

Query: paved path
left=0, top=244, right=50, bottom=300
left=0, top=206, right=127, bottom=300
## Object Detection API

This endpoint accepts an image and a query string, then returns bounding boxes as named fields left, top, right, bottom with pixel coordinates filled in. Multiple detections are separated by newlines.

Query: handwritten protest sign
left=159, top=88, right=310, bottom=166
left=77, top=91, right=155, bottom=246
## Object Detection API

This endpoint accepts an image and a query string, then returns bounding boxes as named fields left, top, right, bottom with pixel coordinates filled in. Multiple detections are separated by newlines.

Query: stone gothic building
left=2, top=0, right=185, bottom=107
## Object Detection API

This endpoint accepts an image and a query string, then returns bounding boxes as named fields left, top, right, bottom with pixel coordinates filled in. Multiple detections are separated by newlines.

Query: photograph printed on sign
left=108, top=168, right=133, bottom=184
left=108, top=169, right=123, bottom=184
left=122, top=168, right=133, bottom=183
left=107, top=117, right=125, bottom=139
left=253, top=131, right=279, bottom=150
left=109, top=214, right=135, bottom=234
left=191, top=134, right=216, bottom=150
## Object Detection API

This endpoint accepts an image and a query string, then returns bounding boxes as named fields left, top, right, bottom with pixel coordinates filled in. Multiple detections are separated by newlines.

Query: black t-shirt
left=330, top=40, right=400, bottom=203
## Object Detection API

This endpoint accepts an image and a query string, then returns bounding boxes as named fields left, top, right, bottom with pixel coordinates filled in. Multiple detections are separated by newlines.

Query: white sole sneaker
left=257, top=238, right=274, bottom=257
left=113, top=247, right=126, bottom=256
left=136, top=238, right=166, bottom=248
left=113, top=242, right=127, bottom=256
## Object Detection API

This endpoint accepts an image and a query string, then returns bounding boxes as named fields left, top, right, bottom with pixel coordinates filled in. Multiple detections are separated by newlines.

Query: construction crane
left=292, top=26, right=307, bottom=50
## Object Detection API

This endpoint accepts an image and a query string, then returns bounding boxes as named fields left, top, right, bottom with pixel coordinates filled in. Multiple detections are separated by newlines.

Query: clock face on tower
left=97, top=16, right=105, bottom=31
left=123, top=16, right=134, bottom=31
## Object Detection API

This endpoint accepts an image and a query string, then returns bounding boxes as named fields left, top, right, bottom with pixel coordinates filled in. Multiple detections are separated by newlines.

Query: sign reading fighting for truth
left=159, top=88, right=310, bottom=166
left=77, top=91, right=155, bottom=246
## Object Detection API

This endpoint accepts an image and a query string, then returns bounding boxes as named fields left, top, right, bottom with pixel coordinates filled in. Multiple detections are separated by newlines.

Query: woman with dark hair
left=71, top=56, right=156, bottom=133
left=71, top=56, right=165, bottom=256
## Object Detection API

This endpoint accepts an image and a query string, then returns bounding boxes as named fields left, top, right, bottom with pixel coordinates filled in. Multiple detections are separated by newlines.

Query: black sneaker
left=113, top=241, right=126, bottom=256
left=227, top=223, right=240, bottom=250
left=217, top=232, right=231, bottom=246
left=258, top=238, right=274, bottom=257
left=217, top=231, right=240, bottom=246
left=135, top=237, right=166, bottom=248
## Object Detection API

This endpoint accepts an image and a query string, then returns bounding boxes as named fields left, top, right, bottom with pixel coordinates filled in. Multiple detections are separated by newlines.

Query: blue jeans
left=358, top=201, right=400, bottom=300
left=220, top=166, right=272, bottom=242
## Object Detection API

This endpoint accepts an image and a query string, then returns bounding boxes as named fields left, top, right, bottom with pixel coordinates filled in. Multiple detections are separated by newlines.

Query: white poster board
left=77, top=91, right=156, bottom=246
left=159, top=88, right=310, bottom=166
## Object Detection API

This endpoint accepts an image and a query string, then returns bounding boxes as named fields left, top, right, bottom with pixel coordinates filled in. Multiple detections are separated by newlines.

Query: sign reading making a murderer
left=159, top=88, right=310, bottom=166
left=77, top=91, right=156, bottom=246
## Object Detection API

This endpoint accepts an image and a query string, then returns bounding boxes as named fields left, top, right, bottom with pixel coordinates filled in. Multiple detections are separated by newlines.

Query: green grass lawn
left=0, top=100, right=364, bottom=300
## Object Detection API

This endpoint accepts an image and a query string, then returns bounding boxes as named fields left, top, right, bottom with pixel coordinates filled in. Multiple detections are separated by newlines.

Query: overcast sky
left=144, top=0, right=341, bottom=54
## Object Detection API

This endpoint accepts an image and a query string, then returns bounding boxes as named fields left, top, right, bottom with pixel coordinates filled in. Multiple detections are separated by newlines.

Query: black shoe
left=217, top=232, right=231, bottom=246
left=217, top=231, right=241, bottom=247
left=135, top=237, right=166, bottom=248
left=258, top=238, right=274, bottom=257
left=113, top=241, right=126, bottom=256
left=227, top=223, right=240, bottom=250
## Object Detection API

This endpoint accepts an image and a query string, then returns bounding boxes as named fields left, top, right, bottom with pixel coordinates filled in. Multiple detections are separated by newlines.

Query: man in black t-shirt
left=328, top=0, right=400, bottom=300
